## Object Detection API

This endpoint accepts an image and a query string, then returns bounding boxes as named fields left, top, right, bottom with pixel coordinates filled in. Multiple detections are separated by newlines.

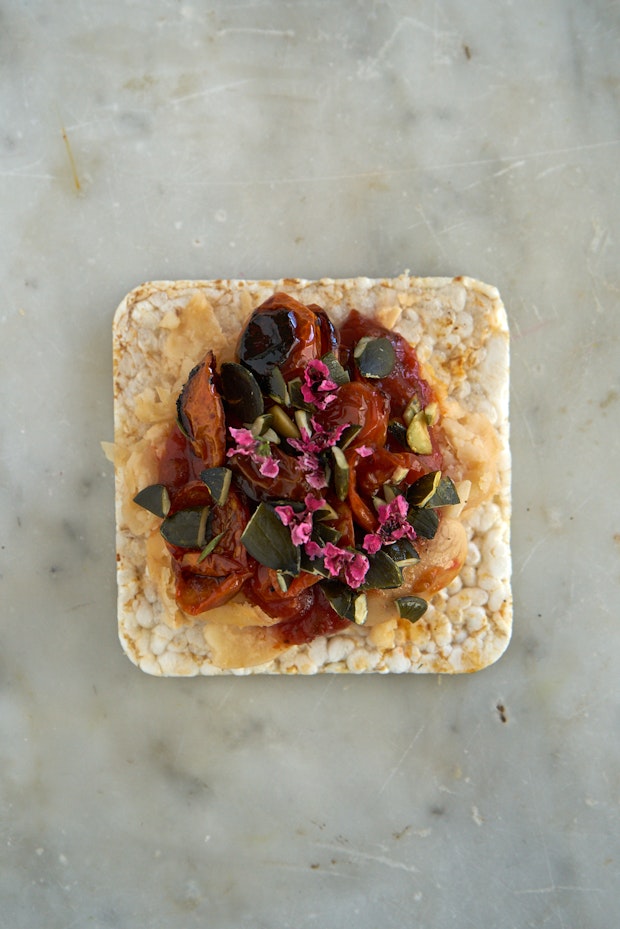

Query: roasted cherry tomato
left=339, top=310, right=435, bottom=417
left=229, top=446, right=312, bottom=503
left=158, top=425, right=205, bottom=494
left=245, top=564, right=320, bottom=621
left=176, top=351, right=226, bottom=467
left=165, top=483, right=254, bottom=614
left=329, top=499, right=355, bottom=548
left=313, top=380, right=389, bottom=450
left=238, top=293, right=323, bottom=382
left=355, top=448, right=428, bottom=498
left=345, top=450, right=378, bottom=532
left=272, top=586, right=349, bottom=645
left=173, top=570, right=247, bottom=615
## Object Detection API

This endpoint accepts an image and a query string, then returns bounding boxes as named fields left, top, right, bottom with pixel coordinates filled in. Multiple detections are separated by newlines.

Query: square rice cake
left=111, top=275, right=511, bottom=676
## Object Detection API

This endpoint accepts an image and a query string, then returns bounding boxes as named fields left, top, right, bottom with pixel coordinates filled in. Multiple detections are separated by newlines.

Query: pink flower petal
left=274, top=505, right=296, bottom=527
left=344, top=552, right=369, bottom=589
left=362, top=533, right=383, bottom=554
left=304, top=540, right=323, bottom=560
left=300, top=359, right=339, bottom=410
left=229, top=426, right=257, bottom=451
left=259, top=456, right=280, bottom=478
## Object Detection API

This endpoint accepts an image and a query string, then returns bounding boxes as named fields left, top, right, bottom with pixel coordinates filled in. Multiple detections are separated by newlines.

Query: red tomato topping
left=153, top=295, right=447, bottom=647
left=339, top=309, right=435, bottom=417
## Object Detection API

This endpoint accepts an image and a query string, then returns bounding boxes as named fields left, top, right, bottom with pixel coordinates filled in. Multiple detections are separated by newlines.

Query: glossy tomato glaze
left=157, top=302, right=444, bottom=645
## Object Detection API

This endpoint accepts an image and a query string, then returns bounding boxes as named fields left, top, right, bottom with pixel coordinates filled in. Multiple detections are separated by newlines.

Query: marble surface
left=1, top=1, right=619, bottom=926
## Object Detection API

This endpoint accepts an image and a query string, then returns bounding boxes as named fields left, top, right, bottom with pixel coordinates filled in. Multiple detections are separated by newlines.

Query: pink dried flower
left=259, top=456, right=280, bottom=478
left=304, top=540, right=323, bottom=560
left=228, top=426, right=257, bottom=452
left=300, top=359, right=339, bottom=410
left=310, top=418, right=348, bottom=444
left=275, top=494, right=326, bottom=547
left=322, top=542, right=369, bottom=589
left=288, top=417, right=350, bottom=489
left=227, top=426, right=280, bottom=477
left=362, top=532, right=382, bottom=555
left=362, top=494, right=416, bottom=553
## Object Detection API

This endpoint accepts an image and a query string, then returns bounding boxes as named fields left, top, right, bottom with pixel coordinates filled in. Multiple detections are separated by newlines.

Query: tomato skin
left=238, top=293, right=323, bottom=382
left=229, top=447, right=312, bottom=503
left=313, top=308, right=340, bottom=357
left=272, top=587, right=349, bottom=645
left=339, top=310, right=435, bottom=417
left=177, top=352, right=226, bottom=466
left=330, top=499, right=355, bottom=548
left=245, top=565, right=319, bottom=621
left=164, top=482, right=255, bottom=614
left=313, top=381, right=390, bottom=450
left=345, top=450, right=378, bottom=532
left=173, top=570, right=247, bottom=615
left=355, top=448, right=427, bottom=498
left=158, top=425, right=205, bottom=493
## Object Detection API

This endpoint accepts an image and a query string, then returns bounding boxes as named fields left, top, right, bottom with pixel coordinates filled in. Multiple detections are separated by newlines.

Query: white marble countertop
left=1, top=1, right=619, bottom=926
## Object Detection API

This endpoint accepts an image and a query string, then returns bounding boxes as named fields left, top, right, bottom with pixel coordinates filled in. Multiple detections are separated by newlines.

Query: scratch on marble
left=414, top=206, right=448, bottom=261
left=524, top=765, right=570, bottom=929
left=511, top=318, right=555, bottom=341
left=514, top=884, right=604, bottom=895
left=269, top=861, right=357, bottom=880
left=359, top=13, right=459, bottom=78
left=535, top=163, right=567, bottom=180
left=378, top=723, right=425, bottom=795
left=315, top=841, right=419, bottom=874
left=312, top=676, right=335, bottom=712
left=110, top=136, right=620, bottom=193
left=510, top=394, right=539, bottom=455
left=215, top=681, right=235, bottom=710
left=0, top=159, right=56, bottom=181
left=435, top=138, right=620, bottom=171
left=169, top=79, right=251, bottom=105
left=461, top=159, right=526, bottom=191
left=216, top=27, right=295, bottom=38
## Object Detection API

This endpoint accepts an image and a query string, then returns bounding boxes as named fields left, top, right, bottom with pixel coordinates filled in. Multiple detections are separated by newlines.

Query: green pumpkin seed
left=133, top=483, right=171, bottom=518
left=160, top=506, right=210, bottom=549
left=220, top=362, right=264, bottom=423
left=395, top=596, right=428, bottom=623
left=199, top=467, right=232, bottom=506
left=240, top=502, right=300, bottom=576
left=406, top=410, right=433, bottom=454
left=354, top=337, right=396, bottom=378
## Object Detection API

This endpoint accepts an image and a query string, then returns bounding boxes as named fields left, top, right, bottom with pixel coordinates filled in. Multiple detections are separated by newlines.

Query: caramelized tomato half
left=339, top=309, right=435, bottom=417
left=313, top=381, right=390, bottom=449
left=176, top=351, right=226, bottom=467
left=165, top=482, right=254, bottom=615
left=238, top=293, right=324, bottom=382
